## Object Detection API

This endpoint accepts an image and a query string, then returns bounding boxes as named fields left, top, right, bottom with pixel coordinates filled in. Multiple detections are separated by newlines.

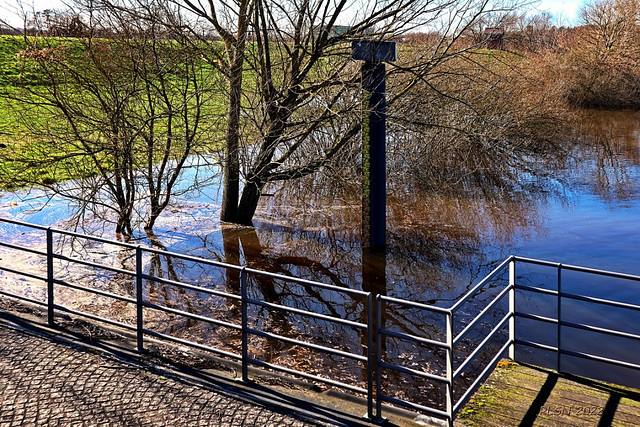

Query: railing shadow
left=514, top=364, right=640, bottom=427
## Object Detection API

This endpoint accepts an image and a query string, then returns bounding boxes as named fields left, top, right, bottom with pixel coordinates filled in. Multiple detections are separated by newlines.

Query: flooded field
left=1, top=109, right=639, bottom=408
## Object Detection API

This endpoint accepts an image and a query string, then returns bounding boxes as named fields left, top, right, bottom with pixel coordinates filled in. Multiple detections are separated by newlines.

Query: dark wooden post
left=352, top=41, right=396, bottom=250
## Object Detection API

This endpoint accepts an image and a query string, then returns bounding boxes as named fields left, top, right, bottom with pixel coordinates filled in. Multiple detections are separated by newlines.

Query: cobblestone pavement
left=0, top=318, right=357, bottom=426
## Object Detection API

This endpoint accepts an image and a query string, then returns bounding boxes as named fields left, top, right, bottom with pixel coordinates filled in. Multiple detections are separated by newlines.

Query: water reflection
left=3, top=111, right=639, bottom=318
left=243, top=181, right=545, bottom=306
left=221, top=225, right=294, bottom=339
left=569, top=110, right=640, bottom=203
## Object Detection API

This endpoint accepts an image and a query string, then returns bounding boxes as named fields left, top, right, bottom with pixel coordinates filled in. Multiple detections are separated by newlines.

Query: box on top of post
left=351, top=41, right=397, bottom=63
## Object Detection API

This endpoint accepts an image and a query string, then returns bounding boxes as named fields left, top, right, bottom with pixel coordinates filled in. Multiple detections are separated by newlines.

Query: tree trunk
left=220, top=85, right=241, bottom=221
left=235, top=179, right=265, bottom=225
left=115, top=213, right=132, bottom=237
left=220, top=4, right=251, bottom=223
left=145, top=211, right=159, bottom=234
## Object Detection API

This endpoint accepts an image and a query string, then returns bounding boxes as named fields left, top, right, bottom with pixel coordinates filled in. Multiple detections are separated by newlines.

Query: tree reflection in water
left=570, top=110, right=640, bottom=203
left=187, top=166, right=551, bottom=406
left=218, top=224, right=369, bottom=387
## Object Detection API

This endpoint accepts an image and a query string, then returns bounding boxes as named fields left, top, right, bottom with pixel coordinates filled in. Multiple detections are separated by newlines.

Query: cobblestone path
left=0, top=322, right=329, bottom=426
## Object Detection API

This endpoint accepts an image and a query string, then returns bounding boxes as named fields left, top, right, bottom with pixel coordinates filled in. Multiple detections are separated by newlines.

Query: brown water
left=6, top=110, right=638, bottom=299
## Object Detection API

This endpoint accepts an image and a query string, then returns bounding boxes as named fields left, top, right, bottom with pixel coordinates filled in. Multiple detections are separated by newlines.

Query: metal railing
left=374, top=257, right=514, bottom=423
left=1, top=217, right=640, bottom=426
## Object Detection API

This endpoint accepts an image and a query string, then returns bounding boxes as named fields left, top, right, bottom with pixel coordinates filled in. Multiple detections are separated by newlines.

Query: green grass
left=0, top=36, right=81, bottom=144
left=0, top=35, right=228, bottom=190
left=0, top=35, right=28, bottom=86
left=0, top=36, right=29, bottom=147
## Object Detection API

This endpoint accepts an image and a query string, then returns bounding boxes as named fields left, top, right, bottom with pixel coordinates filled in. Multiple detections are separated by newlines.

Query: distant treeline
left=0, top=28, right=22, bottom=36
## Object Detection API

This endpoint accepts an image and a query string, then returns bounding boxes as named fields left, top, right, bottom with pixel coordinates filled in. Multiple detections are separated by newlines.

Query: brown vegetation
left=532, top=0, right=640, bottom=109
left=386, top=46, right=569, bottom=196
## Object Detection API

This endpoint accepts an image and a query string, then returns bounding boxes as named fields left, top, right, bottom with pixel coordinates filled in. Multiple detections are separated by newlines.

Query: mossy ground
left=456, top=360, right=640, bottom=426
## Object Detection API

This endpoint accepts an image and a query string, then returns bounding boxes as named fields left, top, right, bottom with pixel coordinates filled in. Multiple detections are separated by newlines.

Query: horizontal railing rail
left=512, top=257, right=640, bottom=379
left=1, top=218, right=639, bottom=426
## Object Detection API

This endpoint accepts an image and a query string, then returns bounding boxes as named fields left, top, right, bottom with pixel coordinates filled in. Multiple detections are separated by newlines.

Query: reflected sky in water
left=512, top=110, right=640, bottom=273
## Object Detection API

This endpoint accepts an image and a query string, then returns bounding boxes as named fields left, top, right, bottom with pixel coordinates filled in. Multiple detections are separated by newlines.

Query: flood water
left=1, top=109, right=640, bottom=405
left=176, top=110, right=640, bottom=302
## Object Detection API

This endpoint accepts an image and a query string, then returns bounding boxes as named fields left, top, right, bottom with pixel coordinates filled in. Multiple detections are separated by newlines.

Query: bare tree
left=6, top=0, right=544, bottom=230
left=4, top=8, right=221, bottom=236
left=159, top=0, right=530, bottom=225
left=580, top=0, right=639, bottom=51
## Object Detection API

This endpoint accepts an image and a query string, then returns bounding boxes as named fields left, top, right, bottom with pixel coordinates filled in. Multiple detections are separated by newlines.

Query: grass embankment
left=0, top=36, right=28, bottom=145
left=0, top=36, right=88, bottom=187
left=0, top=35, right=227, bottom=190
left=0, top=36, right=50, bottom=187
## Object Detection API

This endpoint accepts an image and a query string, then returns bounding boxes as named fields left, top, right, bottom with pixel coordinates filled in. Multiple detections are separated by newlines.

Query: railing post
left=46, top=228, right=54, bottom=326
left=240, top=267, right=249, bottom=382
left=376, top=295, right=383, bottom=420
left=365, top=293, right=374, bottom=421
left=136, top=246, right=144, bottom=352
left=557, top=264, right=562, bottom=373
left=509, top=259, right=516, bottom=361
left=446, top=311, right=454, bottom=427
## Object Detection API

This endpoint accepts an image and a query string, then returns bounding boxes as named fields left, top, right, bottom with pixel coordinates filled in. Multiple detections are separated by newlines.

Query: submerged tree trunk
left=115, top=213, right=133, bottom=237
left=219, top=0, right=252, bottom=223
left=144, top=210, right=160, bottom=235
left=236, top=179, right=265, bottom=225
